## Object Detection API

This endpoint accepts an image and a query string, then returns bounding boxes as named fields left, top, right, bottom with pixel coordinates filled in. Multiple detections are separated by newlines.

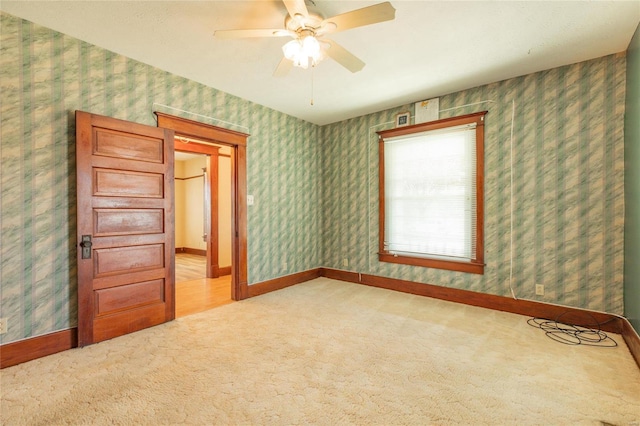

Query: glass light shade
left=282, top=36, right=324, bottom=70
left=282, top=40, right=301, bottom=61
left=301, top=36, right=320, bottom=57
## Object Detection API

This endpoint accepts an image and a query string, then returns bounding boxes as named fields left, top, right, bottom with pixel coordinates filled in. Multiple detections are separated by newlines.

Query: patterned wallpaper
left=0, top=13, right=322, bottom=343
left=624, top=24, right=640, bottom=333
left=0, top=12, right=629, bottom=345
left=322, top=53, right=626, bottom=315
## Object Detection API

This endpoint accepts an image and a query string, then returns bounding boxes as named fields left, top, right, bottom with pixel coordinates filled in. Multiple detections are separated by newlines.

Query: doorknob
left=80, top=235, right=92, bottom=259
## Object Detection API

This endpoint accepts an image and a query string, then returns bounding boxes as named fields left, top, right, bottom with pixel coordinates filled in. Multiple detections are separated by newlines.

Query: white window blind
left=384, top=123, right=477, bottom=260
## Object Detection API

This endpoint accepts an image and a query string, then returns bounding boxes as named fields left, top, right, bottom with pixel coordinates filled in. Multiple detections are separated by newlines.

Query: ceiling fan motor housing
left=284, top=6, right=325, bottom=35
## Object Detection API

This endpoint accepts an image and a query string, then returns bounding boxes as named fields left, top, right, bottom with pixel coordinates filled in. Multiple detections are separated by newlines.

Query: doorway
left=174, top=148, right=233, bottom=317
left=155, top=111, right=250, bottom=305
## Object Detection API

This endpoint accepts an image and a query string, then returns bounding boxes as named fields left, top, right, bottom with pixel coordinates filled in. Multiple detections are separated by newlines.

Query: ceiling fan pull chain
left=310, top=66, right=314, bottom=106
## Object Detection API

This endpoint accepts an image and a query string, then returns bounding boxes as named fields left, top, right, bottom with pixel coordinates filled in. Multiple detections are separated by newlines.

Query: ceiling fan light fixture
left=282, top=39, right=301, bottom=60
left=282, top=35, right=324, bottom=69
left=218, top=1, right=396, bottom=76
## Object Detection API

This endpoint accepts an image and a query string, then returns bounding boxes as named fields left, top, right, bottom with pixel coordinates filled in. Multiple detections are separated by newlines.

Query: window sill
left=378, top=252, right=485, bottom=274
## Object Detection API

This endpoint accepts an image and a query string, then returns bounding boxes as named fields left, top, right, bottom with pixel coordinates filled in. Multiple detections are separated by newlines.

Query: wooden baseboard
left=248, top=268, right=322, bottom=298
left=320, top=268, right=623, bottom=333
left=3, top=268, right=638, bottom=371
left=219, top=266, right=231, bottom=276
left=1, top=328, right=78, bottom=369
left=320, top=267, right=640, bottom=368
left=211, top=263, right=220, bottom=278
left=176, top=247, right=206, bottom=256
left=621, top=318, right=640, bottom=369
left=2, top=268, right=320, bottom=368
left=321, top=268, right=361, bottom=284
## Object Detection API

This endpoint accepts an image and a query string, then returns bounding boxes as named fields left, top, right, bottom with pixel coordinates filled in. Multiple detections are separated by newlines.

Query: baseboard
left=248, top=268, right=322, bottom=298
left=4, top=268, right=637, bottom=370
left=2, top=268, right=319, bottom=368
left=219, top=266, right=231, bottom=276
left=176, top=247, right=206, bottom=256
left=620, top=318, right=640, bottom=369
left=0, top=328, right=78, bottom=369
left=320, top=267, right=640, bottom=368
left=320, top=268, right=623, bottom=333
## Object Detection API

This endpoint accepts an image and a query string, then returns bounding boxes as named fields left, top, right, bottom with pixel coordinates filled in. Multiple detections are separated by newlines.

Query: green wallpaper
left=624, top=23, right=640, bottom=334
left=0, top=11, right=630, bottom=345
left=0, top=13, right=322, bottom=343
left=322, top=54, right=626, bottom=315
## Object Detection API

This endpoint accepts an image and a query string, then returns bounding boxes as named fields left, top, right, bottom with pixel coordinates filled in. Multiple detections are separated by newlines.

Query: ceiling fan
left=214, top=0, right=396, bottom=76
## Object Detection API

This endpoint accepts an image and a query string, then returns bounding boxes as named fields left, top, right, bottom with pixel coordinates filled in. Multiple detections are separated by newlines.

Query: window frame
left=377, top=111, right=487, bottom=274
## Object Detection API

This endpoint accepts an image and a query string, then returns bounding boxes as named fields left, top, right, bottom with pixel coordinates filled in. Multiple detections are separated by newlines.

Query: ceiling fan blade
left=283, top=0, right=309, bottom=19
left=214, top=29, right=294, bottom=39
left=320, top=2, right=395, bottom=34
left=273, top=58, right=293, bottom=77
left=324, top=39, right=365, bottom=73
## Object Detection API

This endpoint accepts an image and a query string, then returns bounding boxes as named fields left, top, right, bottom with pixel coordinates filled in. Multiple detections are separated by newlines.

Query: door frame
left=155, top=112, right=249, bottom=300
left=175, top=145, right=220, bottom=278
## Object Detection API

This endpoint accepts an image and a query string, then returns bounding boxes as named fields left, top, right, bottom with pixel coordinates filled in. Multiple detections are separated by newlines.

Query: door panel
left=92, top=304, right=168, bottom=343
left=94, top=209, right=164, bottom=236
left=96, top=279, right=165, bottom=315
left=76, top=110, right=175, bottom=346
left=94, top=244, right=165, bottom=277
left=94, top=169, right=164, bottom=198
left=94, top=128, right=164, bottom=162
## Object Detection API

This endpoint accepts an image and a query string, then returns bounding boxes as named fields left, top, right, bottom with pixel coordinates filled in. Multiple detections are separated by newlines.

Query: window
left=377, top=111, right=486, bottom=274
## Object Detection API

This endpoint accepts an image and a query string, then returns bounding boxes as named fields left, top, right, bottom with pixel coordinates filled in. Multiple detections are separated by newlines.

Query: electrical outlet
left=0, top=318, right=7, bottom=334
left=535, top=284, right=545, bottom=296
left=283, top=262, right=288, bottom=271
left=343, top=258, right=349, bottom=267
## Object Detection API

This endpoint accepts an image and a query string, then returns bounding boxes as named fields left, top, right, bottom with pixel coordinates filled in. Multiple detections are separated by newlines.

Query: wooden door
left=76, top=111, right=175, bottom=346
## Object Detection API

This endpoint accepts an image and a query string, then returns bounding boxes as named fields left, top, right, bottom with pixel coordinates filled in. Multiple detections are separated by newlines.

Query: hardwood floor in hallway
left=175, top=253, right=233, bottom=318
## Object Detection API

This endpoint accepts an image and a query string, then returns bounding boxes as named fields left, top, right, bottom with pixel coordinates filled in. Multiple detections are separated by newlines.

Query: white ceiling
left=2, top=1, right=639, bottom=126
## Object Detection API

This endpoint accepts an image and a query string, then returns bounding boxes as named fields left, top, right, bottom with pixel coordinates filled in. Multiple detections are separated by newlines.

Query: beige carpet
left=2, top=278, right=639, bottom=425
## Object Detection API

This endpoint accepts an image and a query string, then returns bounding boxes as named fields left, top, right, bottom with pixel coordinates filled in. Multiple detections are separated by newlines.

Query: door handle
left=80, top=235, right=92, bottom=259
